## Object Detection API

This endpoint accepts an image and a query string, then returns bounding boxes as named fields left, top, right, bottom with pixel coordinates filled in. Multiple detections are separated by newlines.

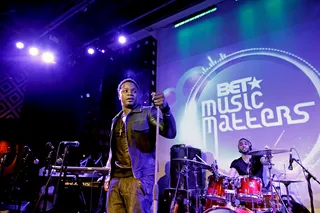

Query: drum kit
left=172, top=147, right=304, bottom=213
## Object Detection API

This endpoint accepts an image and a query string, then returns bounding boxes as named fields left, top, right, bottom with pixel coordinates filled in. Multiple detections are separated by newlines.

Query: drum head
left=204, top=207, right=253, bottom=213
left=237, top=175, right=262, bottom=181
left=204, top=207, right=236, bottom=213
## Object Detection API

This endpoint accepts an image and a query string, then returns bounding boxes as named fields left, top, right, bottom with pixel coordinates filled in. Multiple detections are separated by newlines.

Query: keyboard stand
left=74, top=174, right=87, bottom=211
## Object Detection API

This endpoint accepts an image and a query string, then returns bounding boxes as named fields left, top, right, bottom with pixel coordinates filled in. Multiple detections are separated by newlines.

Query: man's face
left=118, top=82, right=138, bottom=108
left=238, top=139, right=251, bottom=154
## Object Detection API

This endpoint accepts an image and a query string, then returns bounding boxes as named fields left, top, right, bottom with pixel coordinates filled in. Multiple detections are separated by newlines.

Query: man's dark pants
left=106, top=175, right=153, bottom=213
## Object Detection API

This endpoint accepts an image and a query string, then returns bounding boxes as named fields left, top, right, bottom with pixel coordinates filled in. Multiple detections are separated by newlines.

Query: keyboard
left=51, top=166, right=110, bottom=173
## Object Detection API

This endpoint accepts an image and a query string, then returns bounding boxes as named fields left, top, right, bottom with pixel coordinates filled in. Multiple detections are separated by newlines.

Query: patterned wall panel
left=0, top=71, right=28, bottom=119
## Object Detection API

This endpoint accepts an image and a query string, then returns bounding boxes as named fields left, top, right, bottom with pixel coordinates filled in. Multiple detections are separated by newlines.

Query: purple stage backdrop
left=156, top=0, right=320, bottom=209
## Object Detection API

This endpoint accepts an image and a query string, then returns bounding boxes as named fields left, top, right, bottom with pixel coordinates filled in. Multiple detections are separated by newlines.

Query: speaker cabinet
left=170, top=144, right=204, bottom=190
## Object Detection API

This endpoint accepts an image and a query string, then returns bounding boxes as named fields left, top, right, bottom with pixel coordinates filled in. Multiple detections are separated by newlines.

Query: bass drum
left=204, top=206, right=253, bottom=213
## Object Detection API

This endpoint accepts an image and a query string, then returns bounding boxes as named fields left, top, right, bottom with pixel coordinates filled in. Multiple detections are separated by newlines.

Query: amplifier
left=170, top=144, right=205, bottom=190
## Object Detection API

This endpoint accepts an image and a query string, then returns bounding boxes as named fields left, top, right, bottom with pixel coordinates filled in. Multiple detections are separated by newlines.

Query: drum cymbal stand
left=265, top=151, right=277, bottom=213
left=170, top=164, right=189, bottom=213
left=265, top=153, right=290, bottom=213
left=192, top=166, right=201, bottom=213
left=269, top=180, right=290, bottom=213
left=281, top=182, right=293, bottom=213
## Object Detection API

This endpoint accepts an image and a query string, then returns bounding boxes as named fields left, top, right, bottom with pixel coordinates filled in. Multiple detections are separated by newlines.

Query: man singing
left=104, top=78, right=176, bottom=213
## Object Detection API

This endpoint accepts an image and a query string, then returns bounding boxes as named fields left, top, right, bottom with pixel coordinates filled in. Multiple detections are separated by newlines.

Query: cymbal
left=172, top=158, right=211, bottom=170
left=247, top=148, right=290, bottom=156
left=273, top=179, right=304, bottom=185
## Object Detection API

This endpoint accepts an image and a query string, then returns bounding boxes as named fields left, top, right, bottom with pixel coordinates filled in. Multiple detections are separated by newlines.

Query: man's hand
left=151, top=92, right=167, bottom=109
left=104, top=181, right=110, bottom=192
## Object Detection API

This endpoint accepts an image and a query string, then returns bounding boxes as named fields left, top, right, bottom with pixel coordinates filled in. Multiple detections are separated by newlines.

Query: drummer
left=228, top=138, right=268, bottom=190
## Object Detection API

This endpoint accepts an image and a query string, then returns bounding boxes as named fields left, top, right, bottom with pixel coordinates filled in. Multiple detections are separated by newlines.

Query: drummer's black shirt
left=230, top=155, right=264, bottom=187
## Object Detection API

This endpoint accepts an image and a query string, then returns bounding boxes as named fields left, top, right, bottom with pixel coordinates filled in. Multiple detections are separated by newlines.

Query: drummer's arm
left=229, top=168, right=238, bottom=177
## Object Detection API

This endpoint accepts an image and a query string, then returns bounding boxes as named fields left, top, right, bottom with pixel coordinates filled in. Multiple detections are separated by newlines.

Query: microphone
left=56, top=157, right=63, bottom=165
left=60, top=141, right=80, bottom=147
left=25, top=145, right=32, bottom=152
left=46, top=142, right=54, bottom=150
left=34, top=158, right=40, bottom=165
left=288, top=149, right=293, bottom=170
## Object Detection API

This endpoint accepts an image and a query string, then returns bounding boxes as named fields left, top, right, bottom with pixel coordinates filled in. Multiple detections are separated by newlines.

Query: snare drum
left=204, top=206, right=253, bottom=213
left=236, top=176, right=263, bottom=202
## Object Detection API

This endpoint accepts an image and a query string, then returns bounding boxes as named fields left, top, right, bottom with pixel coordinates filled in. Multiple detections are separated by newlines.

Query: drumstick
left=195, top=154, right=208, bottom=165
left=273, top=130, right=285, bottom=147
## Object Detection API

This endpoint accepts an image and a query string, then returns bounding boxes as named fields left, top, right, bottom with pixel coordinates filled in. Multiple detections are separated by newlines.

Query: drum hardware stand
left=290, top=157, right=319, bottom=213
left=194, top=154, right=212, bottom=213
left=270, top=182, right=290, bottom=213
left=193, top=165, right=200, bottom=213
left=280, top=182, right=293, bottom=213
left=169, top=164, right=189, bottom=213
left=223, top=177, right=237, bottom=208
left=265, top=152, right=277, bottom=213
left=265, top=155, right=290, bottom=213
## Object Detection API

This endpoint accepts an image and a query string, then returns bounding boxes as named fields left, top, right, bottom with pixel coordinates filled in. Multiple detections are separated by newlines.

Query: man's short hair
left=117, top=78, right=139, bottom=93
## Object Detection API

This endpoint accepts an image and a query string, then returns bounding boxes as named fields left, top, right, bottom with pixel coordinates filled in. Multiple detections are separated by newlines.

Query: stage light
left=118, top=36, right=126, bottom=44
left=87, top=48, right=95, bottom=54
left=42, top=52, right=55, bottom=63
left=101, top=49, right=105, bottom=53
left=174, top=5, right=217, bottom=28
left=16, top=42, right=24, bottom=49
left=29, top=47, right=39, bottom=56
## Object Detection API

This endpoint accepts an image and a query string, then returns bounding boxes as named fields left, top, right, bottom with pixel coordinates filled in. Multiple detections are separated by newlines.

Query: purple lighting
left=29, top=47, right=39, bottom=56
left=42, top=52, right=55, bottom=63
left=16, top=42, right=24, bottom=49
left=88, top=48, right=95, bottom=54
left=118, top=35, right=126, bottom=44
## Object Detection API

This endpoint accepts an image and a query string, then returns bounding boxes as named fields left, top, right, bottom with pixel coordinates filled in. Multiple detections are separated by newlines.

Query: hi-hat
left=247, top=148, right=290, bottom=156
left=172, top=158, right=211, bottom=170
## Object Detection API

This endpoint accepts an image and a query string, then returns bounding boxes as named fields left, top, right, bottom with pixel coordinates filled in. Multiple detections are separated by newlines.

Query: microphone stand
left=41, top=150, right=54, bottom=212
left=52, top=145, right=69, bottom=208
left=153, top=106, right=160, bottom=213
left=0, top=152, right=8, bottom=199
left=32, top=150, right=55, bottom=213
left=292, top=158, right=320, bottom=213
left=10, top=150, right=30, bottom=213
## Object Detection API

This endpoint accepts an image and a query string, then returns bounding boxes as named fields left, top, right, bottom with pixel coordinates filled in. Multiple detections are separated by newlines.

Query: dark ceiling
left=0, top=0, right=205, bottom=59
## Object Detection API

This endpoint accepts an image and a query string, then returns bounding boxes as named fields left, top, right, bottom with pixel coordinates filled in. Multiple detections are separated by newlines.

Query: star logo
left=248, top=77, right=262, bottom=90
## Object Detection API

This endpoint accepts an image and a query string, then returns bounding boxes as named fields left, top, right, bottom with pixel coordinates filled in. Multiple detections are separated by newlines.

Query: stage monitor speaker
left=170, top=144, right=204, bottom=190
